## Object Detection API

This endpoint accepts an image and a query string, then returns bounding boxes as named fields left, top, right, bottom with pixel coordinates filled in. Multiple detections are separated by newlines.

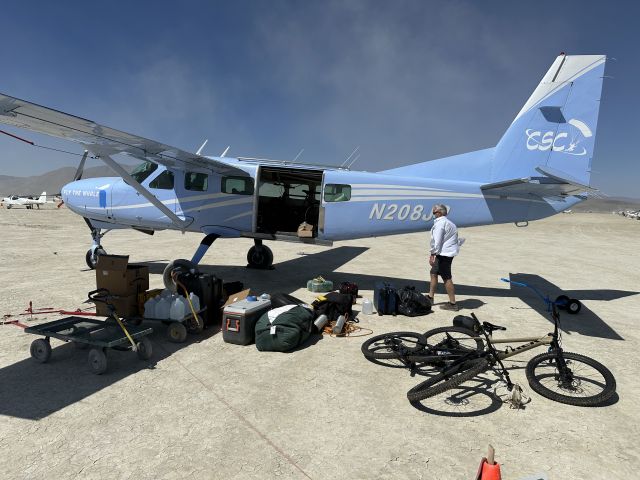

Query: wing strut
left=93, top=148, right=190, bottom=230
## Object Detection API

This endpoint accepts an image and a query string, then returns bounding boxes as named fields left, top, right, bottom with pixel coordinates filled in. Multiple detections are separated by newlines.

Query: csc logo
left=525, top=118, right=592, bottom=156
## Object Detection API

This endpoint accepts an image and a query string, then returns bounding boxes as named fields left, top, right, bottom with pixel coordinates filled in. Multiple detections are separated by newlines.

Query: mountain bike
left=406, top=305, right=616, bottom=407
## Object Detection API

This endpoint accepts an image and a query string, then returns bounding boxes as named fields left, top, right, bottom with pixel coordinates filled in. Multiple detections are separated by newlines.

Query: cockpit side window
left=221, top=176, right=254, bottom=195
left=149, top=170, right=175, bottom=190
left=130, top=161, right=158, bottom=184
left=185, top=172, right=209, bottom=191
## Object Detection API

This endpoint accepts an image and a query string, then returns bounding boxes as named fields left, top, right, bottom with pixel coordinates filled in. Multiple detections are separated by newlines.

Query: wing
left=0, top=92, right=245, bottom=176
left=481, top=165, right=600, bottom=201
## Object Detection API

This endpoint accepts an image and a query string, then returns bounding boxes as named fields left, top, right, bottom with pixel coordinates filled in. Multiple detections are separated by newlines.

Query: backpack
left=311, top=292, right=354, bottom=321
left=255, top=305, right=315, bottom=352
left=339, top=282, right=359, bottom=303
left=397, top=286, right=432, bottom=317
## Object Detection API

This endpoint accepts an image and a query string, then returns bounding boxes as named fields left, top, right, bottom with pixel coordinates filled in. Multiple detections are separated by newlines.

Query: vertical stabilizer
left=491, top=54, right=606, bottom=185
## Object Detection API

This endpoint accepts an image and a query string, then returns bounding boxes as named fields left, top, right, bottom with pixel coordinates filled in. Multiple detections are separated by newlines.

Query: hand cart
left=24, top=289, right=154, bottom=374
left=500, top=277, right=582, bottom=314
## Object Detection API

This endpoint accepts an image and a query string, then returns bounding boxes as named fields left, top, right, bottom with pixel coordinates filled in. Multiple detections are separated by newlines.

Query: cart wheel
left=186, top=317, right=204, bottom=334
left=567, top=298, right=582, bottom=314
left=555, top=295, right=570, bottom=309
left=136, top=337, right=153, bottom=360
left=168, top=322, right=188, bottom=343
left=88, top=348, right=108, bottom=374
left=74, top=341, right=89, bottom=350
left=30, top=339, right=52, bottom=363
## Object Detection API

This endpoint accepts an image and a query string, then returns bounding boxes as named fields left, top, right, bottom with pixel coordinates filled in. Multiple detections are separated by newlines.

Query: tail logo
left=525, top=118, right=593, bottom=156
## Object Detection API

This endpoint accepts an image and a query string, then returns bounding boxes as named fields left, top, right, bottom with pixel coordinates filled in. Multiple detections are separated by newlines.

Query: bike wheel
left=407, top=358, right=490, bottom=402
left=526, top=351, right=616, bottom=406
left=416, top=326, right=484, bottom=364
left=361, top=331, right=427, bottom=360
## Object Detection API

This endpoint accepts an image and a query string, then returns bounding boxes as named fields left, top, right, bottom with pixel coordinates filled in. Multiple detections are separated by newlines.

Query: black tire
left=85, top=247, right=106, bottom=269
left=526, top=351, right=616, bottom=406
left=415, top=326, right=484, bottom=364
left=361, top=331, right=427, bottom=360
left=407, top=358, right=490, bottom=402
left=566, top=299, right=582, bottom=315
left=555, top=295, right=570, bottom=309
left=88, top=348, right=108, bottom=374
left=163, top=259, right=198, bottom=292
left=247, top=245, right=273, bottom=268
left=30, top=339, right=52, bottom=363
left=136, top=337, right=153, bottom=360
left=168, top=322, right=188, bottom=343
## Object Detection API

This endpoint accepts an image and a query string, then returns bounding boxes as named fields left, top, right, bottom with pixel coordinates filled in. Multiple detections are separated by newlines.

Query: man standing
left=428, top=204, right=459, bottom=311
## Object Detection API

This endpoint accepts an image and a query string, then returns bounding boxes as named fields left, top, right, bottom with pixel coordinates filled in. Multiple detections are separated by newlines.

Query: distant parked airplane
left=0, top=53, right=607, bottom=278
left=1, top=192, right=47, bottom=209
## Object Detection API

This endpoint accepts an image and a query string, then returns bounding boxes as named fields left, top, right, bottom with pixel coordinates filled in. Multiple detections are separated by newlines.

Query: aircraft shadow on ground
left=2, top=249, right=633, bottom=420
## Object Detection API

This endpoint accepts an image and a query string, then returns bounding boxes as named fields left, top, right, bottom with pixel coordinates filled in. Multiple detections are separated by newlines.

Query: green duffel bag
left=255, top=305, right=315, bottom=352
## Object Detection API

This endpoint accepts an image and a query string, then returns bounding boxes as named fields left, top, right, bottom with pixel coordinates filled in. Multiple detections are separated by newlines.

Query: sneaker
left=440, top=302, right=460, bottom=311
left=426, top=295, right=434, bottom=304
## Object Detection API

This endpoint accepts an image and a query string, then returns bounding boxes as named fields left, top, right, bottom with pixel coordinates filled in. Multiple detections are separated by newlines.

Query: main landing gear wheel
left=86, top=247, right=106, bottom=270
left=247, top=244, right=273, bottom=269
left=163, top=259, right=198, bottom=292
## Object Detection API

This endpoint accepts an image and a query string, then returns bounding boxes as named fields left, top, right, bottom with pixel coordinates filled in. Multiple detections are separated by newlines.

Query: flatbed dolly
left=25, top=289, right=154, bottom=374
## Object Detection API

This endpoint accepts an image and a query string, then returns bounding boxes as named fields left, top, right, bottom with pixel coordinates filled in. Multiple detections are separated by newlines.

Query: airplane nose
left=61, top=179, right=110, bottom=213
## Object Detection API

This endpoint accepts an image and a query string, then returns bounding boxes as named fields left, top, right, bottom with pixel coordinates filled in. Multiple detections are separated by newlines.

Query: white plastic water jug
left=188, top=292, right=200, bottom=312
left=155, top=296, right=171, bottom=319
left=144, top=296, right=158, bottom=318
left=170, top=296, right=186, bottom=320
left=362, top=298, right=374, bottom=315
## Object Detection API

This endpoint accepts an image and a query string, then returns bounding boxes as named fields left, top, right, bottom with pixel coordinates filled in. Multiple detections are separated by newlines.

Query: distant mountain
left=0, top=164, right=135, bottom=197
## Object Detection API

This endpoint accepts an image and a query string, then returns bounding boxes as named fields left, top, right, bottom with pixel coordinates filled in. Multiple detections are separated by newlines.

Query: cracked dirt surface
left=0, top=207, right=638, bottom=479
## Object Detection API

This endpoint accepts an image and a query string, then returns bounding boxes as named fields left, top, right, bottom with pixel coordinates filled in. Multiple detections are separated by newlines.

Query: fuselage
left=61, top=158, right=581, bottom=241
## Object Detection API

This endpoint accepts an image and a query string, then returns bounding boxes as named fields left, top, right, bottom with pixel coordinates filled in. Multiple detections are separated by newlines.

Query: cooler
left=222, top=297, right=272, bottom=345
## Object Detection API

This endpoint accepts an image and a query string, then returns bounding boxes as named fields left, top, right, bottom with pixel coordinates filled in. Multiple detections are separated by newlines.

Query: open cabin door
left=250, top=166, right=328, bottom=243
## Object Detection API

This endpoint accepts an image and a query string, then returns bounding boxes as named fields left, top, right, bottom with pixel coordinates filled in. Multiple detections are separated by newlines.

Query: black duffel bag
left=397, top=286, right=432, bottom=317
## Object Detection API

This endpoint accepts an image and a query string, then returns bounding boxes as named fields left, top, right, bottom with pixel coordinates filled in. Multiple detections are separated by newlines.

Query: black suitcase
left=179, top=272, right=223, bottom=325
left=374, top=282, right=398, bottom=316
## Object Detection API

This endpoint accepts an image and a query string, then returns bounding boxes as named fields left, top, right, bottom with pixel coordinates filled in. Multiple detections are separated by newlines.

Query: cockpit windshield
left=130, top=161, right=158, bottom=183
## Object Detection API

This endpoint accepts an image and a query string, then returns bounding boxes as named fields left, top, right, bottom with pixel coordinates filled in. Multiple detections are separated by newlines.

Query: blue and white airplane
left=0, top=54, right=606, bottom=277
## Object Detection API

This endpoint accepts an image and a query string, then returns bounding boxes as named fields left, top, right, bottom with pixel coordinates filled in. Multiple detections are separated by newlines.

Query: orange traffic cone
left=474, top=445, right=502, bottom=480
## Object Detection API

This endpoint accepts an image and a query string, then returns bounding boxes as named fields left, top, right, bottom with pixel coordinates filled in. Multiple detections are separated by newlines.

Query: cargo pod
left=254, top=166, right=324, bottom=242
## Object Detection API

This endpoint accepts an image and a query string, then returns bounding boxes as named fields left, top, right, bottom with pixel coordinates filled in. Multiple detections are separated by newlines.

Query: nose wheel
left=247, top=240, right=274, bottom=269
left=86, top=246, right=107, bottom=269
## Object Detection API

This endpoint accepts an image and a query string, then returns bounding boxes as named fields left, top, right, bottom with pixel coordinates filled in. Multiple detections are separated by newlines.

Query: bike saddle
left=482, top=321, right=507, bottom=333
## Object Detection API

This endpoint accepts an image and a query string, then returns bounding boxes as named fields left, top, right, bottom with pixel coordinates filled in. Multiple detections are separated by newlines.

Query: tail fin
left=37, top=192, right=46, bottom=202
left=491, top=54, right=606, bottom=185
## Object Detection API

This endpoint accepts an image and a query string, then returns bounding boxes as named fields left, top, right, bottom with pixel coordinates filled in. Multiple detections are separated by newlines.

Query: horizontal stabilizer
left=481, top=167, right=599, bottom=200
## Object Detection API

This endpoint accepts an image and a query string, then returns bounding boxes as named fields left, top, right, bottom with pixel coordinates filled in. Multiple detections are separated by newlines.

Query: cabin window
left=185, top=172, right=208, bottom=191
left=130, top=161, right=158, bottom=184
left=222, top=176, right=254, bottom=195
left=324, top=184, right=351, bottom=202
left=149, top=170, right=174, bottom=190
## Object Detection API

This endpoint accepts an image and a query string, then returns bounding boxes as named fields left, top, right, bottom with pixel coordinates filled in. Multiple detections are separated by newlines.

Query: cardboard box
left=95, top=254, right=149, bottom=296
left=95, top=293, right=140, bottom=317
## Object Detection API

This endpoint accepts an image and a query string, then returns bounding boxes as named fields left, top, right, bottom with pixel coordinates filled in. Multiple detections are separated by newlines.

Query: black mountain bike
left=406, top=305, right=616, bottom=407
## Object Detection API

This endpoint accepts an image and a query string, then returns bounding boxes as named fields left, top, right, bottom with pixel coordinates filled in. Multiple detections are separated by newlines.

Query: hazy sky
left=0, top=1, right=638, bottom=197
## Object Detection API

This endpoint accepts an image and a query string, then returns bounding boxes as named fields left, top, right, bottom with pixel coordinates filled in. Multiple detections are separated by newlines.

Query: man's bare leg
left=444, top=279, right=456, bottom=304
left=429, top=274, right=438, bottom=300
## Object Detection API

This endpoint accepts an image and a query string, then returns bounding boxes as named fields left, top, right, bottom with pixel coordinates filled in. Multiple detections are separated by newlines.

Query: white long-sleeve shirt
left=430, top=216, right=459, bottom=257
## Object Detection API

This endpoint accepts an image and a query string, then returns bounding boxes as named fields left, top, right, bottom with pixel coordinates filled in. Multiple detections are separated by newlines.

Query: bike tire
left=407, top=357, right=490, bottom=402
left=412, top=326, right=484, bottom=363
left=526, top=351, right=616, bottom=407
left=361, top=331, right=427, bottom=360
